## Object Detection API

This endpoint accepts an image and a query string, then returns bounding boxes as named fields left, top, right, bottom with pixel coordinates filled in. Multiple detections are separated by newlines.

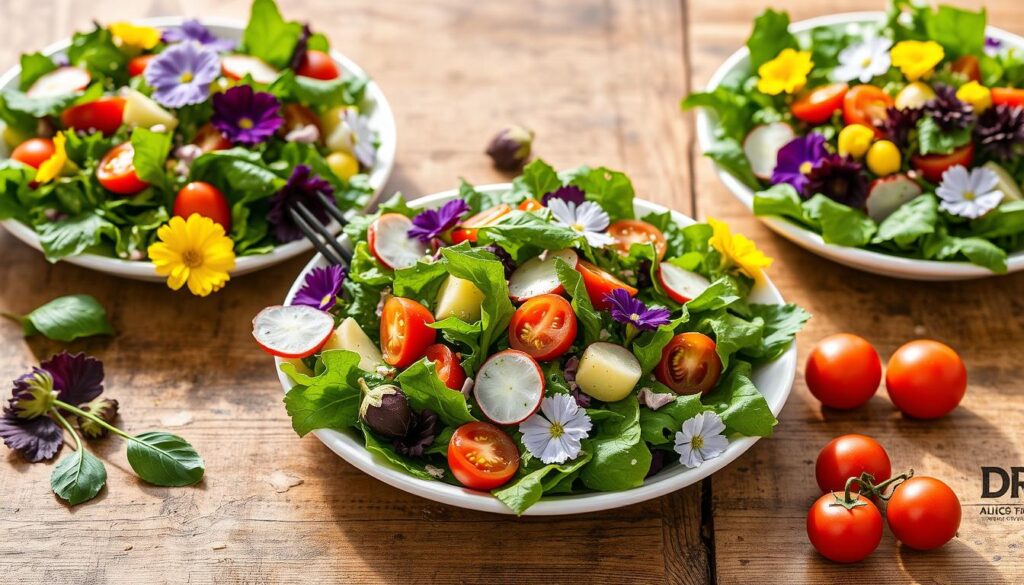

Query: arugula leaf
left=569, top=166, right=635, bottom=221
left=243, top=0, right=303, bottom=69
left=429, top=317, right=483, bottom=370
left=696, top=311, right=764, bottom=370
left=579, top=396, right=651, bottom=491
left=396, top=359, right=477, bottom=427
left=283, top=350, right=365, bottom=436
left=126, top=432, right=205, bottom=487
left=392, top=259, right=449, bottom=305
left=19, top=294, right=114, bottom=342
left=702, top=361, right=777, bottom=437
left=741, top=303, right=810, bottom=363
left=51, top=447, right=106, bottom=505
left=492, top=451, right=592, bottom=515
left=746, top=9, right=799, bottom=69
left=684, top=276, right=742, bottom=313
left=554, top=258, right=603, bottom=345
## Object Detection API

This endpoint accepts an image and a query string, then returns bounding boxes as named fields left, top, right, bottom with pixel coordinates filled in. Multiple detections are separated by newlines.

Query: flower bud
left=10, top=370, right=56, bottom=419
left=77, top=397, right=119, bottom=439
left=486, top=125, right=534, bottom=171
left=359, top=383, right=413, bottom=439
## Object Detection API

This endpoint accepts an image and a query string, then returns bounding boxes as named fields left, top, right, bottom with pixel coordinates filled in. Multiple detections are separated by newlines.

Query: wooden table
left=2, top=1, right=1022, bottom=583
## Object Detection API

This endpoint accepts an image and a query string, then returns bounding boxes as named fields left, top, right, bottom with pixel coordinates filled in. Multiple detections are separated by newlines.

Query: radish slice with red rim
left=221, top=54, right=281, bottom=84
left=474, top=350, right=545, bottom=425
left=743, top=122, right=794, bottom=180
left=252, top=305, right=335, bottom=359
left=657, top=263, right=711, bottom=304
left=507, top=249, right=578, bottom=302
left=27, top=66, right=91, bottom=99
left=368, top=213, right=429, bottom=270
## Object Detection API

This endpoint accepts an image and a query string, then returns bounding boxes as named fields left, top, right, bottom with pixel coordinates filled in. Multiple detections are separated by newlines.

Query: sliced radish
left=865, top=174, right=923, bottom=222
left=26, top=66, right=91, bottom=99
left=743, top=122, right=795, bottom=180
left=474, top=350, right=545, bottom=425
left=657, top=263, right=711, bottom=304
left=507, top=249, right=579, bottom=302
left=368, top=213, right=429, bottom=270
left=252, top=305, right=335, bottom=359
left=221, top=54, right=280, bottom=84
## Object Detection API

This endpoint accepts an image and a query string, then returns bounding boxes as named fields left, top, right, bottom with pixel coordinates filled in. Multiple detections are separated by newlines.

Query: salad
left=684, top=2, right=1024, bottom=273
left=253, top=159, right=809, bottom=514
left=0, top=0, right=379, bottom=294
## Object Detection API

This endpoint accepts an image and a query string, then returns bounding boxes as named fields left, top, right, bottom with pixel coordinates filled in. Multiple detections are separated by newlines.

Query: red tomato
left=815, top=434, right=892, bottom=494
left=447, top=421, right=520, bottom=490
left=575, top=259, right=638, bottom=311
left=951, top=55, right=981, bottom=82
left=380, top=296, right=436, bottom=368
left=60, top=96, right=125, bottom=136
left=424, top=343, right=466, bottom=391
left=508, top=294, right=578, bottom=362
left=655, top=332, right=723, bottom=395
left=843, top=85, right=894, bottom=135
left=450, top=204, right=512, bottom=244
left=992, top=87, right=1024, bottom=108
left=193, top=123, right=233, bottom=152
left=807, top=493, right=883, bottom=564
left=296, top=49, right=341, bottom=80
left=174, top=182, right=232, bottom=230
left=11, top=138, right=55, bottom=169
left=886, top=340, right=966, bottom=419
left=912, top=143, right=974, bottom=183
left=608, top=219, right=668, bottom=260
left=127, top=54, right=156, bottom=77
left=886, top=477, right=961, bottom=550
left=517, top=198, right=543, bottom=212
left=805, top=334, right=882, bottom=410
left=792, top=83, right=849, bottom=125
left=96, top=142, right=148, bottom=196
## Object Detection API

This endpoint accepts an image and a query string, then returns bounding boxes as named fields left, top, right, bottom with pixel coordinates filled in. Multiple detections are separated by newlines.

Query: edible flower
left=161, top=19, right=236, bottom=52
left=605, top=288, right=671, bottom=344
left=674, top=411, right=728, bottom=469
left=0, top=411, right=63, bottom=463
left=108, top=22, right=161, bottom=51
left=9, top=371, right=56, bottom=419
left=924, top=84, right=975, bottom=131
left=770, top=133, right=827, bottom=195
left=520, top=394, right=592, bottom=464
left=756, top=49, right=813, bottom=96
left=708, top=217, right=773, bottom=280
left=806, top=154, right=869, bottom=209
left=548, top=198, right=614, bottom=247
left=408, top=199, right=470, bottom=243
left=211, top=85, right=283, bottom=146
left=956, top=81, right=993, bottom=115
left=267, top=164, right=336, bottom=243
left=833, top=37, right=893, bottom=83
left=148, top=214, right=236, bottom=296
left=33, top=131, right=67, bottom=184
left=936, top=165, right=1004, bottom=219
left=486, top=125, right=534, bottom=171
left=890, top=40, right=944, bottom=81
left=76, top=397, right=119, bottom=439
left=985, top=37, right=1003, bottom=58
left=144, top=41, right=221, bottom=108
left=292, top=265, right=346, bottom=311
left=541, top=185, right=586, bottom=207
left=344, top=110, right=377, bottom=168
left=975, top=104, right=1024, bottom=161
left=38, top=352, right=105, bottom=406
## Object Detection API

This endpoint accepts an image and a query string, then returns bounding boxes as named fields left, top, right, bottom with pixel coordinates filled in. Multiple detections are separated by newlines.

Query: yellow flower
left=956, top=81, right=992, bottom=114
left=148, top=214, right=236, bottom=297
left=890, top=41, right=944, bottom=81
left=34, top=132, right=67, bottom=184
left=708, top=217, right=773, bottom=280
left=108, top=22, right=161, bottom=51
left=757, top=49, right=813, bottom=96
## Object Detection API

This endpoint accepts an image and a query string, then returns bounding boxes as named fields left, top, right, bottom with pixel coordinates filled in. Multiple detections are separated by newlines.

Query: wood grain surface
left=0, top=1, right=1021, bottom=584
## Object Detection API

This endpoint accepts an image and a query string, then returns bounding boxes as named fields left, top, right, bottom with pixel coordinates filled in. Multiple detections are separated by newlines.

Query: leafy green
left=917, top=116, right=971, bottom=155
left=130, top=127, right=173, bottom=193
left=242, top=0, right=303, bottom=69
left=476, top=211, right=582, bottom=262
left=696, top=311, right=763, bottom=370
left=579, top=396, right=651, bottom=491
left=396, top=359, right=476, bottom=427
left=360, top=423, right=436, bottom=480
left=19, top=294, right=114, bottom=342
left=126, top=432, right=205, bottom=487
left=633, top=315, right=687, bottom=375
left=269, top=69, right=369, bottom=110
left=639, top=392, right=708, bottom=445
left=36, top=212, right=117, bottom=261
left=569, top=166, right=635, bottom=221
left=804, top=195, right=877, bottom=246
left=283, top=350, right=365, bottom=436
left=66, top=26, right=128, bottom=85
left=513, top=159, right=561, bottom=199
left=873, top=195, right=938, bottom=247
left=703, top=361, right=776, bottom=437
left=51, top=447, right=106, bottom=506
left=704, top=138, right=761, bottom=191
left=924, top=5, right=986, bottom=58
left=19, top=53, right=56, bottom=91
left=742, top=304, right=809, bottom=362
left=746, top=9, right=798, bottom=69
left=554, top=258, right=603, bottom=345
left=492, top=451, right=592, bottom=515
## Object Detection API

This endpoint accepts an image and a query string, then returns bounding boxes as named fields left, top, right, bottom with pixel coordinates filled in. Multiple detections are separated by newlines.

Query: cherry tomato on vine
left=60, top=96, right=125, bottom=136
left=11, top=138, right=55, bottom=169
left=508, top=294, right=577, bottom=362
left=424, top=343, right=466, bottom=391
left=296, top=50, right=341, bottom=80
left=792, top=82, right=848, bottom=125
left=815, top=434, right=892, bottom=494
left=174, top=181, right=232, bottom=230
left=447, top=421, right=520, bottom=490
left=655, top=332, right=722, bottom=395
left=806, top=493, right=883, bottom=564
left=96, top=142, right=148, bottom=196
left=886, top=476, right=961, bottom=550
left=805, top=333, right=882, bottom=410
left=886, top=340, right=966, bottom=419
left=608, top=219, right=668, bottom=260
left=380, top=296, right=436, bottom=368
left=843, top=85, right=894, bottom=135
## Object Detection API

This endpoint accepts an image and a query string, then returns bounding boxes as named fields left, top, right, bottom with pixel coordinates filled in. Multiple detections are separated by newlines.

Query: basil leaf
left=396, top=359, right=477, bottom=427
left=22, top=294, right=114, bottom=342
left=51, top=448, right=107, bottom=505
left=126, top=432, right=205, bottom=487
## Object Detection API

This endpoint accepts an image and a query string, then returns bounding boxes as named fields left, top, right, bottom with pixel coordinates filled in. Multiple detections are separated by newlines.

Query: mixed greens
left=255, top=159, right=809, bottom=514
left=684, top=1, right=1024, bottom=272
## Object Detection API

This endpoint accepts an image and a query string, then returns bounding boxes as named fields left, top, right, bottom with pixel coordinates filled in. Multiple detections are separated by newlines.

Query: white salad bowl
left=274, top=185, right=798, bottom=516
left=0, top=17, right=396, bottom=282
left=695, top=11, right=1024, bottom=281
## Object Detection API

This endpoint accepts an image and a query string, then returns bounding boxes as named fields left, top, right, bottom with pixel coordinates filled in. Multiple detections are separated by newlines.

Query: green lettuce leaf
left=283, top=350, right=365, bottom=436
left=396, top=359, right=477, bottom=427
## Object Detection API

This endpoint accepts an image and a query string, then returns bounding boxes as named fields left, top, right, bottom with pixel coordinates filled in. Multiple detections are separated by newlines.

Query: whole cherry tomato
left=807, top=493, right=883, bottom=564
left=887, top=476, right=961, bottom=550
left=174, top=181, right=232, bottom=230
left=447, top=421, right=520, bottom=490
left=296, top=49, right=341, bottom=80
left=805, top=334, right=882, bottom=409
left=380, top=296, right=436, bottom=368
left=886, top=340, right=966, bottom=419
left=11, top=138, right=55, bottom=169
left=815, top=434, right=892, bottom=493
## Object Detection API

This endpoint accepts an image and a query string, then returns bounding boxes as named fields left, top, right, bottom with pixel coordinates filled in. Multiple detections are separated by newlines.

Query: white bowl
left=0, top=17, right=396, bottom=282
left=695, top=11, right=1024, bottom=281
left=274, top=184, right=798, bottom=515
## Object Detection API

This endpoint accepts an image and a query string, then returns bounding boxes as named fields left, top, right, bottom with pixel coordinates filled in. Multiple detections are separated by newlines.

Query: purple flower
left=267, top=164, right=335, bottom=243
left=0, top=410, right=63, bottom=462
left=604, top=288, right=671, bottom=331
left=393, top=409, right=440, bottom=457
left=806, top=154, right=869, bottom=209
left=541, top=185, right=586, bottom=207
left=770, top=133, right=828, bottom=196
left=293, top=265, right=346, bottom=310
left=482, top=244, right=516, bottom=277
left=211, top=85, right=283, bottom=146
left=985, top=37, right=1003, bottom=57
left=144, top=41, right=221, bottom=108
left=408, top=200, right=470, bottom=243
left=41, top=352, right=104, bottom=406
left=162, top=19, right=236, bottom=52
left=562, top=355, right=590, bottom=408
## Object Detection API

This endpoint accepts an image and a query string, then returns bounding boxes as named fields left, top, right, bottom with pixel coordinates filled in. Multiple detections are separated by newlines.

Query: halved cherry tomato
left=11, top=138, right=55, bottom=169
left=518, top=198, right=543, bottom=211
left=815, top=434, right=891, bottom=494
left=807, top=493, right=883, bottom=564
left=380, top=296, right=436, bottom=368
left=60, top=96, right=126, bottom=136
left=886, top=477, right=961, bottom=551
left=127, top=54, right=156, bottom=77
left=447, top=421, right=520, bottom=490
left=951, top=55, right=981, bottom=82
left=96, top=142, right=148, bottom=196
left=174, top=181, right=232, bottom=230
left=297, top=50, right=341, bottom=80
left=193, top=123, right=233, bottom=152
left=575, top=259, right=637, bottom=311
left=792, top=83, right=848, bottom=125
left=843, top=85, right=894, bottom=136
left=508, top=294, right=577, bottom=362
left=991, top=87, right=1024, bottom=108
left=608, top=219, right=668, bottom=260
left=655, top=332, right=722, bottom=395
left=424, top=343, right=466, bottom=390
left=911, top=144, right=974, bottom=183
left=451, top=204, right=512, bottom=244
left=885, top=339, right=966, bottom=419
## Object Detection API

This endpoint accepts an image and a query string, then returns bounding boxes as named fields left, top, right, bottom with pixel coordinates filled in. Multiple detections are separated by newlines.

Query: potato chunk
left=321, top=317, right=383, bottom=371
left=434, top=275, right=485, bottom=322
left=575, top=342, right=642, bottom=402
left=122, top=89, right=178, bottom=131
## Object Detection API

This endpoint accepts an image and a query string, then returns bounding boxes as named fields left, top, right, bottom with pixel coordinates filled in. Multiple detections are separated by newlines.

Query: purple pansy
left=604, top=288, right=671, bottom=331
left=42, top=352, right=104, bottom=406
left=408, top=199, right=470, bottom=243
left=293, top=265, right=346, bottom=310
left=162, top=19, right=236, bottom=52
left=770, top=133, right=828, bottom=196
left=541, top=185, right=586, bottom=207
left=144, top=41, right=221, bottom=108
left=211, top=85, right=284, bottom=146
left=0, top=411, right=63, bottom=463
left=267, top=164, right=336, bottom=243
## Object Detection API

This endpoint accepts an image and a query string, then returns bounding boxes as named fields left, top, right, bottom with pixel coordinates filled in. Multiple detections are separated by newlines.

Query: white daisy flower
left=520, top=394, right=592, bottom=464
left=547, top=198, right=614, bottom=247
left=674, top=411, right=729, bottom=469
left=833, top=37, right=893, bottom=84
left=936, top=165, right=1004, bottom=219
left=344, top=110, right=377, bottom=168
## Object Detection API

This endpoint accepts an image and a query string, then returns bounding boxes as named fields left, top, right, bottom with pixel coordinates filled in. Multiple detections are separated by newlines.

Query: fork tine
left=292, top=201, right=353, bottom=265
left=318, top=192, right=349, bottom=227
left=288, top=207, right=346, bottom=267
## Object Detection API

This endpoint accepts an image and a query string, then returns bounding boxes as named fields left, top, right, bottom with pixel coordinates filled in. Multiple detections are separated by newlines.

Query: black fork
left=287, top=192, right=353, bottom=266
